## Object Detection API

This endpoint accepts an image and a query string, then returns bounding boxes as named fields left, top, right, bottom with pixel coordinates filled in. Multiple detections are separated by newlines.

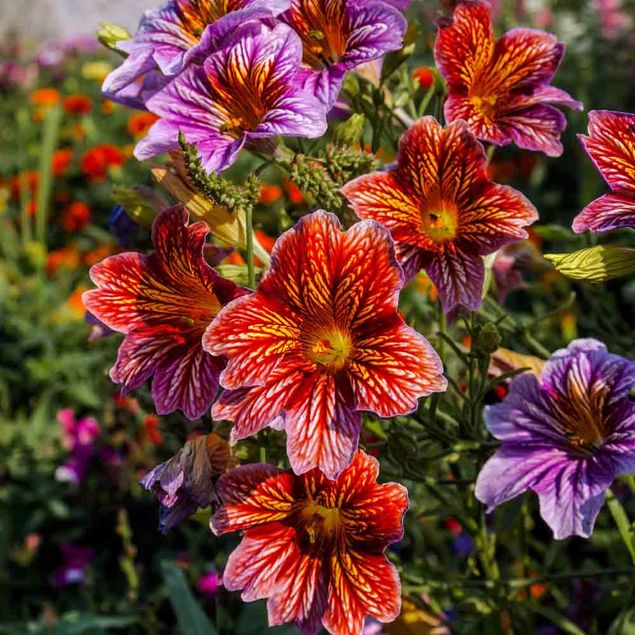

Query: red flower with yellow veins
left=342, top=117, right=538, bottom=312
left=83, top=206, right=246, bottom=420
left=203, top=211, right=446, bottom=479
left=211, top=450, right=408, bottom=635
left=434, top=0, right=582, bottom=157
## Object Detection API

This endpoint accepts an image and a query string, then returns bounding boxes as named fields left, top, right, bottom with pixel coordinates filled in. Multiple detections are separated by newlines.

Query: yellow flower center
left=299, top=501, right=343, bottom=546
left=420, top=199, right=458, bottom=244
left=307, top=329, right=352, bottom=370
left=469, top=93, right=498, bottom=119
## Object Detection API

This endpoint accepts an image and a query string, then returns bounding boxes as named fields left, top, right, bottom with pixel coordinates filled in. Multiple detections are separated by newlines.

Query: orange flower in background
left=67, top=286, right=88, bottom=317
left=413, top=66, right=435, bottom=90
left=283, top=179, right=304, bottom=205
left=47, top=246, right=81, bottom=277
left=127, top=112, right=159, bottom=137
left=211, top=450, right=408, bottom=635
left=80, top=144, right=124, bottom=181
left=61, top=201, right=91, bottom=232
left=63, top=94, right=93, bottom=115
left=30, top=87, right=61, bottom=107
left=84, top=244, right=114, bottom=267
left=259, top=184, right=283, bottom=205
left=52, top=149, right=74, bottom=177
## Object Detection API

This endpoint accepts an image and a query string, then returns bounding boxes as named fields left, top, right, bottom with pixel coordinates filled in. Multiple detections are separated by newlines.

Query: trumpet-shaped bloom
left=573, top=110, right=635, bottom=233
left=102, top=0, right=290, bottom=102
left=476, top=339, right=635, bottom=539
left=83, top=206, right=246, bottom=420
left=282, top=0, right=407, bottom=107
left=211, top=450, right=408, bottom=635
left=204, top=211, right=446, bottom=479
left=342, top=117, right=538, bottom=312
left=434, top=0, right=582, bottom=157
left=135, top=22, right=327, bottom=173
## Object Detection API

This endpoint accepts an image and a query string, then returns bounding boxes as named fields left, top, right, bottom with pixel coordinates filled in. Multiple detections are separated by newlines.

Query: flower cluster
left=84, top=0, right=635, bottom=633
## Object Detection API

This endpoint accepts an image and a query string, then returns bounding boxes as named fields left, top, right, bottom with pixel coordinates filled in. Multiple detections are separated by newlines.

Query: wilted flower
left=476, top=339, right=635, bottom=539
left=136, top=22, right=327, bottom=173
left=103, top=0, right=290, bottom=103
left=572, top=110, right=635, bottom=233
left=282, top=0, right=408, bottom=107
left=83, top=206, right=246, bottom=420
left=434, top=0, right=581, bottom=156
left=141, top=433, right=232, bottom=532
left=342, top=117, right=538, bottom=312
left=211, top=450, right=408, bottom=635
left=204, top=211, right=446, bottom=478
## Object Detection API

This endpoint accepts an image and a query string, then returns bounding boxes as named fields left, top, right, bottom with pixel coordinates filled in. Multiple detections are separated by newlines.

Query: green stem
left=606, top=488, right=635, bottom=565
left=35, top=105, right=62, bottom=248
left=246, top=203, right=256, bottom=289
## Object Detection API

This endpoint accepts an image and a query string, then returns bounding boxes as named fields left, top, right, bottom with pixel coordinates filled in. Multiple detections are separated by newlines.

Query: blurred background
left=0, top=0, right=634, bottom=633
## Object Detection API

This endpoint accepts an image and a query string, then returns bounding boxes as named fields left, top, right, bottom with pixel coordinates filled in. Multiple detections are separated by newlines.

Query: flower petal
left=580, top=110, right=635, bottom=191
left=434, top=0, right=494, bottom=91
left=348, top=319, right=446, bottom=417
left=425, top=247, right=485, bottom=312
left=285, top=373, right=361, bottom=479
left=572, top=192, right=635, bottom=233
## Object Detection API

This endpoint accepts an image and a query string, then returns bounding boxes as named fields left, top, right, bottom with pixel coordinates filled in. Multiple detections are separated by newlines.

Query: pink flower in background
left=593, top=0, right=631, bottom=39
left=197, top=568, right=223, bottom=597
left=55, top=409, right=101, bottom=484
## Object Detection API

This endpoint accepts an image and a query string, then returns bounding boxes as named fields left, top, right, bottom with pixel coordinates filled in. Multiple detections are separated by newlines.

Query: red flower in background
left=343, top=117, right=537, bottom=312
left=127, top=112, right=159, bottom=137
left=211, top=450, right=408, bottom=635
left=204, top=211, right=446, bottom=479
left=52, top=148, right=74, bottom=177
left=83, top=206, right=247, bottom=420
left=80, top=144, right=124, bottom=181
left=61, top=201, right=91, bottom=232
left=63, top=94, right=93, bottom=115
left=434, top=0, right=581, bottom=156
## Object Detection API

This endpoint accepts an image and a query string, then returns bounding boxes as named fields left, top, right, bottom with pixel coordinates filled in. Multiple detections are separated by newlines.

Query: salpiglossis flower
left=342, top=117, right=538, bottom=312
left=573, top=110, right=635, bottom=233
left=434, top=0, right=582, bottom=156
left=476, top=339, right=635, bottom=539
left=83, top=206, right=246, bottom=420
left=135, top=22, right=327, bottom=173
left=211, top=450, right=408, bottom=635
left=102, top=0, right=290, bottom=102
left=282, top=0, right=407, bottom=107
left=204, top=211, right=446, bottom=479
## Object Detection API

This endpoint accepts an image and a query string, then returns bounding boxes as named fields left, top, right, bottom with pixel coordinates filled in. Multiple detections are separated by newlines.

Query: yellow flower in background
left=81, top=61, right=113, bottom=82
left=384, top=597, right=449, bottom=635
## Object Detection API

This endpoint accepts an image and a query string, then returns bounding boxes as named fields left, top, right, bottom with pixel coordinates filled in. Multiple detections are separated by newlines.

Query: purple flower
left=102, top=0, right=290, bottom=105
left=476, top=339, right=635, bottom=539
left=51, top=544, right=95, bottom=588
left=141, top=434, right=231, bottom=533
left=135, top=22, right=327, bottom=173
left=55, top=409, right=101, bottom=484
left=282, top=0, right=408, bottom=107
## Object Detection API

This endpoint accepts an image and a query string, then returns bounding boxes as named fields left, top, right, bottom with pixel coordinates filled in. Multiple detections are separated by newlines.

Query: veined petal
left=348, top=319, right=446, bottom=417
left=572, top=192, right=635, bottom=233
left=502, top=103, right=568, bottom=157
left=581, top=110, right=635, bottom=191
left=425, top=247, right=485, bottom=312
left=458, top=182, right=538, bottom=254
left=434, top=0, right=494, bottom=91
left=204, top=293, right=302, bottom=389
left=324, top=549, right=401, bottom=635
left=211, top=463, right=294, bottom=534
left=285, top=373, right=361, bottom=480
left=222, top=523, right=298, bottom=601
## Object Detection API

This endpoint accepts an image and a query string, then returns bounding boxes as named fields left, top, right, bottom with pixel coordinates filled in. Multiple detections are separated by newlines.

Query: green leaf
left=545, top=245, right=635, bottom=282
left=606, top=489, right=635, bottom=565
left=161, top=560, right=218, bottom=635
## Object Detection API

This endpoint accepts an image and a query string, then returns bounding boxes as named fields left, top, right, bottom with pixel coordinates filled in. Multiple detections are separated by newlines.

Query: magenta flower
left=135, top=22, right=327, bottom=173
left=55, top=409, right=101, bottom=484
left=476, top=339, right=635, bottom=539
left=573, top=110, right=635, bottom=233
left=102, top=0, right=290, bottom=104
left=282, top=0, right=408, bottom=107
left=197, top=569, right=223, bottom=597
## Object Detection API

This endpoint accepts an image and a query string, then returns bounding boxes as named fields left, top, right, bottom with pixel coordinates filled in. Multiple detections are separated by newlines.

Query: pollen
left=306, top=329, right=352, bottom=370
